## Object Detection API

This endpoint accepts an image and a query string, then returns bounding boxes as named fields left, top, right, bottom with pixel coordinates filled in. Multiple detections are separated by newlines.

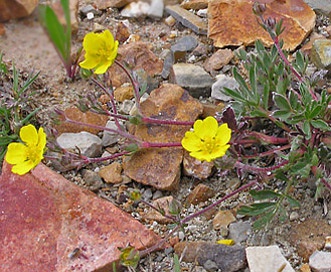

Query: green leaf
left=238, top=202, right=276, bottom=216
left=273, top=93, right=291, bottom=111
left=250, top=190, right=281, bottom=200
left=284, top=195, right=300, bottom=208
left=272, top=110, right=291, bottom=120
left=302, top=120, right=311, bottom=139
left=311, top=119, right=331, bottom=131
left=252, top=211, right=276, bottom=229
left=173, top=254, right=181, bottom=272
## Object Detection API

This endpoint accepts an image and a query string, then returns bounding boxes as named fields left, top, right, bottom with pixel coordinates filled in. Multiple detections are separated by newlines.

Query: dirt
left=1, top=3, right=331, bottom=272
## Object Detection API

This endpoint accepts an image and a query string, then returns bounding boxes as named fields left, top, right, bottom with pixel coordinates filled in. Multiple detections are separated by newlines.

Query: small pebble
left=289, top=211, right=299, bottom=221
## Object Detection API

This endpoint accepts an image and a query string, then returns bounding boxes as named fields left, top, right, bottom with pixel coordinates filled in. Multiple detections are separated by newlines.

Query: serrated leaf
left=252, top=211, right=275, bottom=229
left=250, top=190, right=281, bottom=200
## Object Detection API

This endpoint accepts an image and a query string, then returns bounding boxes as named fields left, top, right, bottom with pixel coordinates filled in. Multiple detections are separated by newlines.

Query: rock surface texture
left=0, top=162, right=161, bottom=271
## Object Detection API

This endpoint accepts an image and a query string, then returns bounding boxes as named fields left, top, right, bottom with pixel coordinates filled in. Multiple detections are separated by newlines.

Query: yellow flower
left=216, top=239, right=235, bottom=246
left=79, top=29, right=119, bottom=74
left=182, top=116, right=231, bottom=162
left=5, top=124, right=46, bottom=175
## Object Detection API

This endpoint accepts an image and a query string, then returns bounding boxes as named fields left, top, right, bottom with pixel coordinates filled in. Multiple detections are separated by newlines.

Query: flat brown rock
left=0, top=162, right=162, bottom=271
left=0, top=0, right=38, bottom=22
left=123, top=84, right=204, bottom=190
left=208, top=0, right=316, bottom=51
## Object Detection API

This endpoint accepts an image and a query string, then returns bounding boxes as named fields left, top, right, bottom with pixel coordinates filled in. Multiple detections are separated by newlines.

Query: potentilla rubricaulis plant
left=40, top=4, right=331, bottom=269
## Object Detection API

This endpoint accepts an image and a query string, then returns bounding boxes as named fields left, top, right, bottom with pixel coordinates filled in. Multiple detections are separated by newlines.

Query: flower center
left=26, top=145, right=40, bottom=163
left=202, top=136, right=216, bottom=153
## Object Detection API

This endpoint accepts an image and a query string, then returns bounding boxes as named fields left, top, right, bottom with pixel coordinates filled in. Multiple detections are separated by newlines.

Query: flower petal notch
left=79, top=29, right=119, bottom=74
left=182, top=116, right=231, bottom=162
left=5, top=124, right=46, bottom=175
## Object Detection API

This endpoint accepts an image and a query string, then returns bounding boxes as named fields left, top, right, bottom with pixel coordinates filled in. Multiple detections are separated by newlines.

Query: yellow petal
left=37, top=127, right=47, bottom=149
left=190, top=150, right=213, bottom=162
left=103, top=29, right=115, bottom=45
left=181, top=131, right=202, bottom=152
left=83, top=32, right=102, bottom=54
left=211, top=144, right=230, bottom=159
left=20, top=124, right=38, bottom=145
left=216, top=239, right=235, bottom=246
left=11, top=160, right=35, bottom=175
left=5, top=143, right=28, bottom=164
left=79, top=55, right=99, bottom=70
left=94, top=61, right=112, bottom=74
left=215, top=123, right=232, bottom=146
left=194, top=117, right=218, bottom=140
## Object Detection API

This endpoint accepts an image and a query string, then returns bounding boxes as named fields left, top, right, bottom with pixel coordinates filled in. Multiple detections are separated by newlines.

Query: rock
left=144, top=196, right=176, bottom=224
left=204, top=49, right=234, bottom=72
left=185, top=184, right=215, bottom=206
left=310, top=39, right=331, bottom=69
left=208, top=0, right=316, bottom=51
left=56, top=107, right=109, bottom=135
left=171, top=35, right=198, bottom=61
left=123, top=84, right=203, bottom=190
left=51, top=0, right=79, bottom=34
left=0, top=23, right=5, bottom=36
left=174, top=241, right=246, bottom=271
left=165, top=5, right=208, bottom=35
left=114, top=85, right=134, bottom=102
left=246, top=245, right=295, bottom=272
left=95, top=0, right=134, bottom=9
left=108, top=42, right=163, bottom=87
left=324, top=236, right=331, bottom=251
left=289, top=211, right=300, bottom=221
left=115, top=21, right=131, bottom=43
left=180, top=0, right=208, bottom=10
left=169, top=63, right=214, bottom=98
left=121, top=0, right=164, bottom=18
left=102, top=120, right=122, bottom=147
left=300, top=263, right=312, bottom=272
left=161, top=49, right=174, bottom=79
left=99, top=162, right=123, bottom=184
left=212, top=210, right=236, bottom=231
left=0, top=162, right=162, bottom=271
left=0, top=0, right=38, bottom=22
left=183, top=151, right=215, bottom=179
left=211, top=74, right=239, bottom=102
left=56, top=131, right=103, bottom=158
left=119, top=99, right=135, bottom=114
left=81, top=169, right=104, bottom=192
left=289, top=219, right=331, bottom=262
left=303, top=0, right=331, bottom=15
left=300, top=32, right=325, bottom=55
left=309, top=251, right=331, bottom=272
left=228, top=220, right=252, bottom=243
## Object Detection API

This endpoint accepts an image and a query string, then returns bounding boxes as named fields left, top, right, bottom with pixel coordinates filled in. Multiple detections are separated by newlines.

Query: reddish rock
left=289, top=219, right=331, bottom=262
left=50, top=0, right=79, bottom=34
left=212, top=210, right=236, bottom=231
left=144, top=196, right=176, bottom=224
left=123, top=84, right=204, bottom=190
left=0, top=162, right=162, bottom=271
left=183, top=151, right=215, bottom=179
left=56, top=107, right=109, bottom=135
left=108, top=42, right=163, bottom=87
left=0, top=0, right=38, bottom=22
left=208, top=0, right=316, bottom=51
left=99, top=161, right=123, bottom=184
left=115, top=21, right=131, bottom=43
left=185, top=184, right=216, bottom=206
left=95, top=0, right=134, bottom=9
left=114, top=85, right=134, bottom=102
left=180, top=0, right=208, bottom=10
left=0, top=23, right=5, bottom=36
left=203, top=48, right=234, bottom=72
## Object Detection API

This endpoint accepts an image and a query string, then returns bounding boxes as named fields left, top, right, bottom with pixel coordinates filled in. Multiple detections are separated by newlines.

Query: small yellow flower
left=5, top=124, right=46, bottom=175
left=79, top=29, right=119, bottom=74
left=182, top=116, right=231, bottom=162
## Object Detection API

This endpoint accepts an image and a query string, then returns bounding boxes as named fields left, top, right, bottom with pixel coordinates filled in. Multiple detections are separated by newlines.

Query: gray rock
left=56, top=131, right=102, bottom=158
left=246, top=245, right=295, bottom=272
left=211, top=74, right=239, bottom=101
left=165, top=5, right=207, bottom=35
left=171, top=36, right=198, bottom=54
left=196, top=243, right=247, bottom=272
left=81, top=169, right=104, bottom=192
left=228, top=220, right=252, bottom=243
left=170, top=63, right=214, bottom=98
left=102, top=120, right=122, bottom=147
left=203, top=259, right=218, bottom=272
left=303, top=0, right=331, bottom=15
left=310, top=39, right=331, bottom=70
left=119, top=99, right=135, bottom=114
left=309, top=250, right=331, bottom=272
left=161, top=49, right=174, bottom=79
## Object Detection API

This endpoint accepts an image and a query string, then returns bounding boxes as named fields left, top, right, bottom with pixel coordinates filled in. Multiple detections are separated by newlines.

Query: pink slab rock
left=0, top=162, right=162, bottom=271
